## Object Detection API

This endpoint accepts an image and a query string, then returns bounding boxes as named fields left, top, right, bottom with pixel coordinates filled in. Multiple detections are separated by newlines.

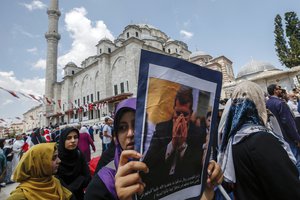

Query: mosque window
left=78, top=99, right=80, bottom=106
left=168, top=49, right=171, bottom=53
left=72, top=70, right=74, bottom=75
left=163, top=48, right=165, bottom=52
left=108, top=48, right=111, bottom=53
left=176, top=48, right=178, bottom=53
left=83, top=97, right=86, bottom=105
left=87, top=95, right=89, bottom=103
left=127, top=32, right=130, bottom=38
left=75, top=100, right=77, bottom=105
left=136, top=32, right=139, bottom=37
left=114, top=84, right=118, bottom=95
left=120, top=82, right=125, bottom=93
left=91, top=94, right=93, bottom=102
left=97, top=91, right=100, bottom=101
left=100, top=49, right=102, bottom=54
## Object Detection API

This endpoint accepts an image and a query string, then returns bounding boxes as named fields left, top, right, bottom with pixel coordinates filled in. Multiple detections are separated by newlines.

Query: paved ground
left=0, top=133, right=103, bottom=200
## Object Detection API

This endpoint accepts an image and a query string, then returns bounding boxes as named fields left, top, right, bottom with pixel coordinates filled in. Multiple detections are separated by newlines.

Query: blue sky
left=0, top=0, right=299, bottom=125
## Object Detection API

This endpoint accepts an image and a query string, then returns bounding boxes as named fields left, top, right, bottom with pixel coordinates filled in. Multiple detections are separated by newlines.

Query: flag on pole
left=58, top=100, right=62, bottom=109
left=0, top=87, right=20, bottom=98
left=28, top=94, right=40, bottom=102
left=44, top=96, right=52, bottom=105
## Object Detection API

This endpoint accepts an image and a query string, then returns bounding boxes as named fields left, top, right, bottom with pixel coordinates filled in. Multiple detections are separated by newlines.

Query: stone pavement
left=0, top=133, right=103, bottom=200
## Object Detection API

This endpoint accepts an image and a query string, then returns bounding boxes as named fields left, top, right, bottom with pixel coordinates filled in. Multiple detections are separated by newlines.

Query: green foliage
left=274, top=12, right=300, bottom=68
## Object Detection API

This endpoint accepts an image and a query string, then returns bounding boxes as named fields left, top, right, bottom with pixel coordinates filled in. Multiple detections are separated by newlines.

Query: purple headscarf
left=98, top=98, right=136, bottom=199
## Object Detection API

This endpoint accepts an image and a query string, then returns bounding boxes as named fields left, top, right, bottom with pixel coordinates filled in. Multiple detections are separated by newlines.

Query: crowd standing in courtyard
left=1, top=82, right=300, bottom=199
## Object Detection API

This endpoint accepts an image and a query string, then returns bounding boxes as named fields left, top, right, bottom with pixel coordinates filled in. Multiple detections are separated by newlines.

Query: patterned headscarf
left=218, top=81, right=295, bottom=183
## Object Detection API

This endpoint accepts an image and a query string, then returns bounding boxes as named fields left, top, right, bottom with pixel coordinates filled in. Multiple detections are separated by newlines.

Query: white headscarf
left=79, top=127, right=89, bottom=134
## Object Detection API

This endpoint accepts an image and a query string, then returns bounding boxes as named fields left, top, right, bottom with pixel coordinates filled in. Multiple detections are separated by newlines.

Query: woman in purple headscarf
left=85, top=98, right=223, bottom=200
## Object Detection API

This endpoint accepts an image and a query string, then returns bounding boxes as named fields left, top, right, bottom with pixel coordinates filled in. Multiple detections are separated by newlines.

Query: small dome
left=136, top=24, right=158, bottom=30
left=189, top=51, right=210, bottom=59
left=66, top=62, right=77, bottom=67
left=237, top=60, right=279, bottom=79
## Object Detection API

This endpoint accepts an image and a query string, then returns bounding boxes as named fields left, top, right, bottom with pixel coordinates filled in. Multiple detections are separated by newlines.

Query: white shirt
left=287, top=100, right=300, bottom=117
left=102, top=124, right=112, bottom=144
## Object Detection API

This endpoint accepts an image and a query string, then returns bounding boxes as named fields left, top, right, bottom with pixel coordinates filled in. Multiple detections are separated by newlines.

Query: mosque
left=22, top=0, right=300, bottom=131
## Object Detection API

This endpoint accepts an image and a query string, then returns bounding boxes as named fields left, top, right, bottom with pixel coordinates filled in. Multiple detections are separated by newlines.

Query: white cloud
left=57, top=7, right=114, bottom=69
left=33, top=59, right=46, bottom=69
left=0, top=70, right=45, bottom=96
left=180, top=30, right=194, bottom=40
left=22, top=0, right=46, bottom=11
left=27, top=47, right=38, bottom=54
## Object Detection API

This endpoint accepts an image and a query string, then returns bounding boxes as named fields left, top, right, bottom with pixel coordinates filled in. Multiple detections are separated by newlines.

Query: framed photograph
left=135, top=50, right=222, bottom=200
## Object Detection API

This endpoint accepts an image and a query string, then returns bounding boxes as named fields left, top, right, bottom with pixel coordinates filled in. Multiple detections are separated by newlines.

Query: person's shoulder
left=7, top=188, right=27, bottom=200
left=244, top=131, right=280, bottom=151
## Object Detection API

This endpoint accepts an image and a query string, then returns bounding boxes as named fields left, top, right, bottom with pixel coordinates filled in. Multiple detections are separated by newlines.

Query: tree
left=274, top=12, right=300, bottom=68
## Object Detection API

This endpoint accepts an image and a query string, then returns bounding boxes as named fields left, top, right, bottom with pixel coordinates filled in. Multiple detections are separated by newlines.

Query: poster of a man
left=135, top=50, right=222, bottom=200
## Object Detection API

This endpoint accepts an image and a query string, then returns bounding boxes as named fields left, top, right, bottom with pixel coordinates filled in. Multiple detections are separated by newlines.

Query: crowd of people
left=1, top=81, right=300, bottom=199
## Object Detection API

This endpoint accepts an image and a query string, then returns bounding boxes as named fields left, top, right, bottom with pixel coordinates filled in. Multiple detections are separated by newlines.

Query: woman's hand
left=115, top=150, right=149, bottom=200
left=201, top=160, right=223, bottom=200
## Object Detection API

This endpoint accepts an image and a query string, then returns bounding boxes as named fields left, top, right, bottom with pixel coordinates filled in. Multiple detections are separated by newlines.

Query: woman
left=11, top=133, right=24, bottom=173
left=78, top=126, right=96, bottom=163
left=85, top=98, right=223, bottom=200
left=56, top=127, right=91, bottom=200
left=7, top=143, right=72, bottom=200
left=218, top=81, right=300, bottom=199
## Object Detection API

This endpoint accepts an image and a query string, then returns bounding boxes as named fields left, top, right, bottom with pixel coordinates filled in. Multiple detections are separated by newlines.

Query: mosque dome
left=190, top=51, right=209, bottom=58
left=236, top=60, right=279, bottom=79
left=65, top=62, right=77, bottom=68
left=136, top=24, right=158, bottom=30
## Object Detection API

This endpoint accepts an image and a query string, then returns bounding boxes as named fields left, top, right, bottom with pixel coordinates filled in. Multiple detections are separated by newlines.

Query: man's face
left=173, top=100, right=192, bottom=122
left=274, top=85, right=282, bottom=97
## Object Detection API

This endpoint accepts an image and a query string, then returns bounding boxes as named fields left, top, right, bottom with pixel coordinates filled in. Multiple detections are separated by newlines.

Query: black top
left=84, top=173, right=114, bottom=200
left=56, top=127, right=91, bottom=200
left=232, top=131, right=300, bottom=200
left=3, top=147, right=13, bottom=161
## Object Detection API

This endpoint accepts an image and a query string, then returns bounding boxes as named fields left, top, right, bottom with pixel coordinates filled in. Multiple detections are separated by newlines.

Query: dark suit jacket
left=266, top=96, right=300, bottom=143
left=142, top=119, right=206, bottom=192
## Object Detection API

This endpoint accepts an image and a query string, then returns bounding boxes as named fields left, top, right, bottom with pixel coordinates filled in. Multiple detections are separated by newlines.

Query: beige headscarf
left=11, top=143, right=72, bottom=200
left=231, top=80, right=267, bottom=124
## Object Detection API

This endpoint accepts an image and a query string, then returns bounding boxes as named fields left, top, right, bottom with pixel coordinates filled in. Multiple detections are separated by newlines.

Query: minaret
left=45, top=0, right=60, bottom=125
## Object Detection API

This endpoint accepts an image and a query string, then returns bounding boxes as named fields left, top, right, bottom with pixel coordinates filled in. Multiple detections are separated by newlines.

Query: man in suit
left=142, top=86, right=206, bottom=198
left=266, top=84, right=300, bottom=174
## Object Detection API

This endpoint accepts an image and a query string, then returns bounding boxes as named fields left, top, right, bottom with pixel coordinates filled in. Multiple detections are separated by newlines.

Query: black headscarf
left=57, top=127, right=81, bottom=178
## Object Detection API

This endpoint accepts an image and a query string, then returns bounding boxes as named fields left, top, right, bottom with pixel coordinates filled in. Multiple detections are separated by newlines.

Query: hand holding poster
left=134, top=50, right=222, bottom=200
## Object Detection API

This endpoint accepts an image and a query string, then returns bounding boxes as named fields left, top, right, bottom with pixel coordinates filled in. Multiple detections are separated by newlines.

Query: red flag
left=89, top=103, right=94, bottom=111
left=45, top=96, right=52, bottom=105
left=28, top=94, right=40, bottom=102
left=0, top=87, right=19, bottom=98
left=58, top=100, right=61, bottom=109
